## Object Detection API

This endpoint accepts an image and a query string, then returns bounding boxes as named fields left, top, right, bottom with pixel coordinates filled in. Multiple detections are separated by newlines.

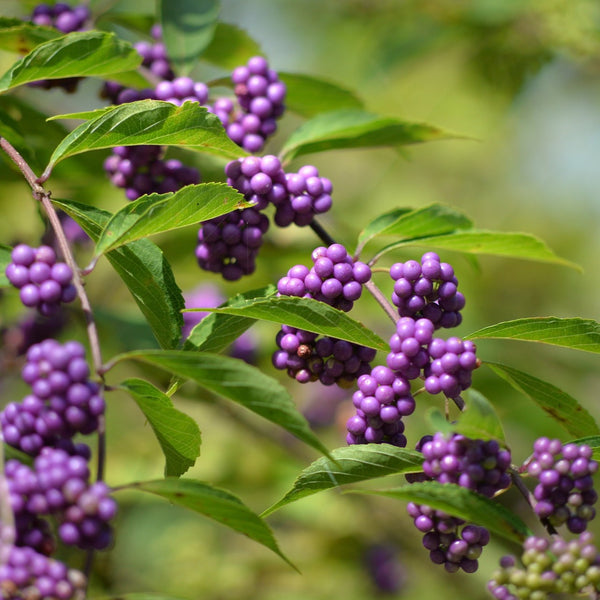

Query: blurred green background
left=1, top=1, right=600, bottom=599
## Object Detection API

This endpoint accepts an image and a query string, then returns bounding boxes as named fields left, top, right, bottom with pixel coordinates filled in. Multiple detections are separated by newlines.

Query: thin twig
left=0, top=137, right=108, bottom=584
left=509, top=467, right=557, bottom=535
left=309, top=219, right=336, bottom=246
left=364, top=279, right=399, bottom=325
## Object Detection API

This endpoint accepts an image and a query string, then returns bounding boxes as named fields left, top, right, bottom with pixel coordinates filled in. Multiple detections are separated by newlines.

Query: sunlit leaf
left=95, top=184, right=247, bottom=256
left=184, top=285, right=276, bottom=353
left=51, top=198, right=184, bottom=350
left=46, top=100, right=246, bottom=175
left=263, top=445, right=423, bottom=516
left=0, top=31, right=142, bottom=92
left=350, top=481, right=531, bottom=543
left=0, top=18, right=60, bottom=54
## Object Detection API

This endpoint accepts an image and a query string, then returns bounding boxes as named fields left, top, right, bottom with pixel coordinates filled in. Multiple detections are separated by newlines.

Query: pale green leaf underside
left=119, top=378, right=201, bottom=477
left=280, top=109, right=458, bottom=162
left=378, top=230, right=579, bottom=269
left=119, top=478, right=293, bottom=566
left=486, top=362, right=600, bottom=438
left=468, top=317, right=600, bottom=353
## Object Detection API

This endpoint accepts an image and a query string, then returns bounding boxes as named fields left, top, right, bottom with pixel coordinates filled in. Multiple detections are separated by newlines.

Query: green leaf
left=382, top=230, right=579, bottom=270
left=201, top=22, right=262, bottom=70
left=95, top=184, right=247, bottom=256
left=350, top=481, right=531, bottom=544
left=357, top=203, right=472, bottom=255
left=0, top=31, right=142, bottom=93
left=263, top=445, right=424, bottom=516
left=46, top=100, right=245, bottom=175
left=184, top=285, right=276, bottom=352
left=194, top=295, right=387, bottom=351
left=118, top=478, right=293, bottom=567
left=485, top=362, right=600, bottom=438
left=4, top=444, right=33, bottom=466
left=425, top=408, right=455, bottom=437
left=424, top=391, right=506, bottom=443
left=279, top=73, right=364, bottom=118
left=51, top=198, right=184, bottom=349
left=112, top=350, right=331, bottom=458
left=0, top=243, right=11, bottom=286
left=280, top=109, right=457, bottom=162
left=467, top=317, right=600, bottom=353
left=0, top=18, right=60, bottom=55
left=455, top=389, right=506, bottom=442
left=159, top=0, right=220, bottom=75
left=0, top=96, right=72, bottom=171
left=119, top=378, right=201, bottom=477
left=567, top=437, right=600, bottom=461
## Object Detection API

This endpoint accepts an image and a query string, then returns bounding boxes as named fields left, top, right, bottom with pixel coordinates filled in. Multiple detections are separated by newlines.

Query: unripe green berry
left=586, top=565, right=600, bottom=584
left=574, top=557, right=589, bottom=573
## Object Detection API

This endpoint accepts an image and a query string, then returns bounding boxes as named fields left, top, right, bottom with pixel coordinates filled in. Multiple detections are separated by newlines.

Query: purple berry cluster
left=423, top=337, right=479, bottom=399
left=30, top=2, right=89, bottom=32
left=0, top=339, right=105, bottom=455
left=0, top=333, right=115, bottom=597
left=227, top=56, right=287, bottom=152
left=155, top=76, right=209, bottom=106
left=345, top=366, right=414, bottom=446
left=277, top=243, right=371, bottom=312
left=390, top=252, right=465, bottom=328
left=195, top=206, right=269, bottom=281
left=274, top=166, right=333, bottom=227
left=272, top=326, right=375, bottom=386
left=225, top=155, right=287, bottom=210
left=421, top=432, right=511, bottom=497
left=386, top=316, right=434, bottom=380
left=28, top=3, right=90, bottom=94
left=101, top=25, right=171, bottom=104
left=7, top=447, right=117, bottom=551
left=384, top=316, right=478, bottom=399
left=488, top=532, right=600, bottom=599
left=363, top=544, right=405, bottom=594
left=103, top=145, right=200, bottom=201
left=525, top=437, right=598, bottom=533
left=5, top=244, right=76, bottom=316
left=404, top=433, right=510, bottom=573
left=407, top=503, right=490, bottom=573
left=196, top=157, right=336, bottom=281
left=0, top=544, right=87, bottom=600
left=135, top=24, right=175, bottom=81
